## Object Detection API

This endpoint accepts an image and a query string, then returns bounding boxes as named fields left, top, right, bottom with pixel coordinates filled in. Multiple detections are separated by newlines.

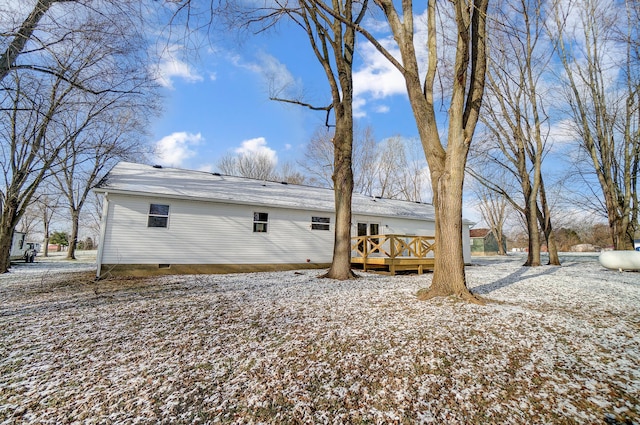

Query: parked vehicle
left=9, top=232, right=38, bottom=263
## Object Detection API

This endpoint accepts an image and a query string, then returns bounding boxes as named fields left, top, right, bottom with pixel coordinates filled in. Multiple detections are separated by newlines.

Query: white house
left=93, top=162, right=472, bottom=276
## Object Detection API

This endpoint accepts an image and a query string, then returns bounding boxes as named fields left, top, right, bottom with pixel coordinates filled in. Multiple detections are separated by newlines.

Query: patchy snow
left=1, top=252, right=639, bottom=424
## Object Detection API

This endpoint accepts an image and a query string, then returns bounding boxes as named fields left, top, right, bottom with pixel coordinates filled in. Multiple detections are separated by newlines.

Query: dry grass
left=1, top=254, right=639, bottom=424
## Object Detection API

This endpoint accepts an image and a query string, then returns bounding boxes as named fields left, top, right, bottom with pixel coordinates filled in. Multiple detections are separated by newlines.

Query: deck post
left=390, top=235, right=396, bottom=259
left=363, top=236, right=368, bottom=272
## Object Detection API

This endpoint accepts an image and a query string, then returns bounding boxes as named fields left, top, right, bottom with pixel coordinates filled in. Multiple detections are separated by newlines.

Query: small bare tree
left=299, top=128, right=335, bottom=188
left=216, top=151, right=277, bottom=180
left=474, top=185, right=508, bottom=255
left=237, top=152, right=278, bottom=181
left=374, top=136, right=426, bottom=202
left=53, top=107, right=154, bottom=260
left=301, top=129, right=427, bottom=201
left=34, top=189, right=61, bottom=257
left=278, top=162, right=307, bottom=185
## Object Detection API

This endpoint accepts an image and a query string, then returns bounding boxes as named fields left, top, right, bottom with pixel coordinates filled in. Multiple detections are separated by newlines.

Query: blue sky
left=148, top=17, right=420, bottom=173
left=145, top=2, right=606, bottom=227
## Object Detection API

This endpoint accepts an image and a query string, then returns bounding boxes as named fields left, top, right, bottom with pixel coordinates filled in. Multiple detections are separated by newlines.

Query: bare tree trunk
left=418, top=150, right=473, bottom=300
left=324, top=122, right=356, bottom=279
left=524, top=203, right=541, bottom=266
left=42, top=208, right=50, bottom=257
left=265, top=0, right=364, bottom=280
left=496, top=233, right=507, bottom=255
left=0, top=196, right=21, bottom=273
left=0, top=225, right=13, bottom=272
left=67, top=209, right=79, bottom=260
left=538, top=181, right=560, bottom=265
left=319, top=0, right=360, bottom=280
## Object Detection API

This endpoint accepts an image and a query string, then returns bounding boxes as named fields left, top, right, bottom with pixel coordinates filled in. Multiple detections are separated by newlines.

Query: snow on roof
left=95, top=162, right=444, bottom=222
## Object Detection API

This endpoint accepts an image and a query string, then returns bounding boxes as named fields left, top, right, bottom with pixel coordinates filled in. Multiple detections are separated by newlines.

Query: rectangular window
left=311, top=216, right=330, bottom=231
left=253, top=212, right=268, bottom=232
left=148, top=204, right=170, bottom=228
left=370, top=223, right=380, bottom=253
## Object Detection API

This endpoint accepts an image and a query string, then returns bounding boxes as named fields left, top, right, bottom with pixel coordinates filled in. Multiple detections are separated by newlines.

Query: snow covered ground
left=0, top=252, right=638, bottom=424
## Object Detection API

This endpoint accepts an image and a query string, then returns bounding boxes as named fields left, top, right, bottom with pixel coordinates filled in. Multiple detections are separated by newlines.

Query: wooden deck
left=351, top=234, right=436, bottom=275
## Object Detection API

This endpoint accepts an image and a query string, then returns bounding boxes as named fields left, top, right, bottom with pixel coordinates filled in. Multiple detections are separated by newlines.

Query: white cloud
left=547, top=119, right=579, bottom=148
left=352, top=13, right=436, bottom=117
left=353, top=40, right=406, bottom=101
left=235, top=137, right=278, bottom=164
left=154, top=132, right=204, bottom=167
left=353, top=97, right=367, bottom=119
left=233, top=51, right=302, bottom=99
left=152, top=45, right=203, bottom=89
left=375, top=105, right=390, bottom=114
left=260, top=52, right=302, bottom=98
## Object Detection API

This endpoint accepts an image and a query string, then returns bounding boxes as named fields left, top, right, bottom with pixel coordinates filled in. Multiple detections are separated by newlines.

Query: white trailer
left=10, top=232, right=37, bottom=263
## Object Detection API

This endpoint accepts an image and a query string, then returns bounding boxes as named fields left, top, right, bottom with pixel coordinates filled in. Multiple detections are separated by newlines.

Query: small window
left=312, top=216, right=330, bottom=231
left=253, top=212, right=268, bottom=232
left=148, top=204, right=170, bottom=228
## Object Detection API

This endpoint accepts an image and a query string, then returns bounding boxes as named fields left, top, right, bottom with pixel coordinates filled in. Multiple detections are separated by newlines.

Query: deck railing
left=351, top=234, right=436, bottom=274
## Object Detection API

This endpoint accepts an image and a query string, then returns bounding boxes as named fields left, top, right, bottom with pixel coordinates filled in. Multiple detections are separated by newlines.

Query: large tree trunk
left=0, top=198, right=20, bottom=273
left=0, top=224, right=13, bottom=273
left=314, top=0, right=361, bottom=280
left=67, top=208, right=79, bottom=260
left=524, top=203, right=541, bottom=266
left=496, top=231, right=507, bottom=255
left=538, top=181, right=560, bottom=265
left=418, top=131, right=482, bottom=303
left=323, top=122, right=356, bottom=279
left=546, top=230, right=560, bottom=264
left=43, top=217, right=50, bottom=257
left=418, top=161, right=473, bottom=301
left=610, top=211, right=632, bottom=250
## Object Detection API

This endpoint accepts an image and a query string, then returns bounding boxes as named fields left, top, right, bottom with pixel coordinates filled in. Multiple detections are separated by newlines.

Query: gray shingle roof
left=95, top=162, right=443, bottom=222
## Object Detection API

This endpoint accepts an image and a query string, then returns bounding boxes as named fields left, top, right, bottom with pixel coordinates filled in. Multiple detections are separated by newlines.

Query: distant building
left=470, top=228, right=506, bottom=256
left=570, top=243, right=599, bottom=252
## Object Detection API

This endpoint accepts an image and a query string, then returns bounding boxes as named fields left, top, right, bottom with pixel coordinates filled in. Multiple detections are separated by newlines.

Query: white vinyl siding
left=100, top=195, right=471, bottom=267
left=101, top=194, right=335, bottom=265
